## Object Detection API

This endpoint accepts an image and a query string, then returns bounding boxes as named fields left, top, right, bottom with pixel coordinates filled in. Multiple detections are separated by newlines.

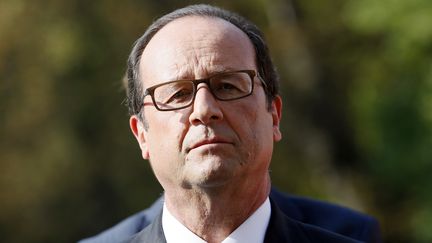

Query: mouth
left=187, top=138, right=232, bottom=152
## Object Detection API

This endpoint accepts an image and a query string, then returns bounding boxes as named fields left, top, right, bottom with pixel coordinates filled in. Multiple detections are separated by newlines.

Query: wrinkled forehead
left=138, top=16, right=256, bottom=86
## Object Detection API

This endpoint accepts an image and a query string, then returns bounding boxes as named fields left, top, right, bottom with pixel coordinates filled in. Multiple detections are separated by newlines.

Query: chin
left=182, top=155, right=242, bottom=188
left=190, top=166, right=236, bottom=189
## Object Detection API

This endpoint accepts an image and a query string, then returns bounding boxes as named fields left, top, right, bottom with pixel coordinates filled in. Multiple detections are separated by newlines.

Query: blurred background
left=1, top=0, right=431, bottom=242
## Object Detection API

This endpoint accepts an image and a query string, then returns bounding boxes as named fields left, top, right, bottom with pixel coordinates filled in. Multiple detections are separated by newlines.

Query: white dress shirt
left=162, top=197, right=271, bottom=243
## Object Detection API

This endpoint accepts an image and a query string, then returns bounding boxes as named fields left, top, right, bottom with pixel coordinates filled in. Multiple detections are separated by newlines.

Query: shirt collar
left=162, top=197, right=271, bottom=243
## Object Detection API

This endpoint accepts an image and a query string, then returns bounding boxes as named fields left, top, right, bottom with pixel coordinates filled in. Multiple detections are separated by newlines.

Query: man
left=81, top=4, right=381, bottom=243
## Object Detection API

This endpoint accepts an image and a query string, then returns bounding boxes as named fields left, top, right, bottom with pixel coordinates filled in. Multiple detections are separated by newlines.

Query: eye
left=220, top=82, right=237, bottom=90
left=154, top=81, right=194, bottom=105
left=213, top=80, right=244, bottom=94
left=165, top=88, right=193, bottom=104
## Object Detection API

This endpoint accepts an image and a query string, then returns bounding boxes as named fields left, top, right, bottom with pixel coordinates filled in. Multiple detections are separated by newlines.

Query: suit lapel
left=270, top=188, right=304, bottom=221
left=124, top=209, right=166, bottom=243
left=264, top=199, right=311, bottom=243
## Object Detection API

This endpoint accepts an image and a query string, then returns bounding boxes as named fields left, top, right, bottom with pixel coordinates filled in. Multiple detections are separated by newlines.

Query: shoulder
left=270, top=188, right=381, bottom=242
left=290, top=220, right=364, bottom=243
left=265, top=199, right=363, bottom=243
left=78, top=197, right=163, bottom=243
left=121, top=212, right=165, bottom=243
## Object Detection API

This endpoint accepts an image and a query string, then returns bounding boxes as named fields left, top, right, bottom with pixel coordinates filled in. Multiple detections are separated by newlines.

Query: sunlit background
left=1, top=0, right=431, bottom=242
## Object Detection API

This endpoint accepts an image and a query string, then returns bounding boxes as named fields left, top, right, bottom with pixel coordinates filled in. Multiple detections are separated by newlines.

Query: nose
left=189, top=84, right=223, bottom=125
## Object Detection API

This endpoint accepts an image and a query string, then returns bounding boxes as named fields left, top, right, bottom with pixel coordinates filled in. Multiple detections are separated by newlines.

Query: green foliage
left=343, top=1, right=432, bottom=241
left=0, top=0, right=430, bottom=242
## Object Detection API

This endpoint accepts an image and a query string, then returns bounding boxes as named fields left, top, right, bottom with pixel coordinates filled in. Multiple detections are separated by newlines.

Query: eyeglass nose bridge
left=186, top=78, right=225, bottom=115
left=190, top=77, right=217, bottom=100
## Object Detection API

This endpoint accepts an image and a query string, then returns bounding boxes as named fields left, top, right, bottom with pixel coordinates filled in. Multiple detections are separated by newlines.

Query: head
left=126, top=4, right=280, bottom=122
left=127, top=4, right=282, bottom=194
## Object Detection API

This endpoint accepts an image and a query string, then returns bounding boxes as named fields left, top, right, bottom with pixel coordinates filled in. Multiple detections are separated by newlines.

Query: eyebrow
left=169, top=67, right=240, bottom=81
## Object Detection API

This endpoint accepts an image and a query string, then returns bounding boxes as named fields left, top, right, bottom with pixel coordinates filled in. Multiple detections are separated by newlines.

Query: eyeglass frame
left=141, top=70, right=268, bottom=111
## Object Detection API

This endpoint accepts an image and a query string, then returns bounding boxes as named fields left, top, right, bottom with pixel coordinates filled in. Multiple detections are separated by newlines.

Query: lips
left=187, top=137, right=232, bottom=152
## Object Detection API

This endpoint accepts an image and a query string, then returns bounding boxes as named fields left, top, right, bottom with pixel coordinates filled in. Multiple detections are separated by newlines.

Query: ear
left=271, top=95, right=282, bottom=142
left=129, top=115, right=150, bottom=160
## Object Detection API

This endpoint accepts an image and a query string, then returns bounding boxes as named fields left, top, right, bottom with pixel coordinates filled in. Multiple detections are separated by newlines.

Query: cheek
left=146, top=112, right=189, bottom=161
left=145, top=119, right=188, bottom=185
left=219, top=87, right=272, bottom=145
left=236, top=104, right=274, bottom=157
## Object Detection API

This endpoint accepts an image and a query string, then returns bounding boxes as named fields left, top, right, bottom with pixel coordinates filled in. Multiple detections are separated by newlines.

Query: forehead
left=139, top=16, right=256, bottom=86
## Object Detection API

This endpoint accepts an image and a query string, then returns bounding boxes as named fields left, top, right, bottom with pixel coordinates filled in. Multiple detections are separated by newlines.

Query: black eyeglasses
left=142, top=70, right=267, bottom=111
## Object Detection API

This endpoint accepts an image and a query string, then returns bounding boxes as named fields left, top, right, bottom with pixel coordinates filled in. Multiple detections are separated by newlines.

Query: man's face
left=130, top=16, right=282, bottom=191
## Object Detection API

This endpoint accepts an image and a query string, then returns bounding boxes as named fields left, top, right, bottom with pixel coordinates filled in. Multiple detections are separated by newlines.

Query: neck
left=163, top=174, right=271, bottom=243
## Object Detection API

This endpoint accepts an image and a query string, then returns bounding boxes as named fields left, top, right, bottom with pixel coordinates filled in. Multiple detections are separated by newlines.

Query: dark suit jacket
left=123, top=199, right=362, bottom=243
left=79, top=188, right=381, bottom=243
